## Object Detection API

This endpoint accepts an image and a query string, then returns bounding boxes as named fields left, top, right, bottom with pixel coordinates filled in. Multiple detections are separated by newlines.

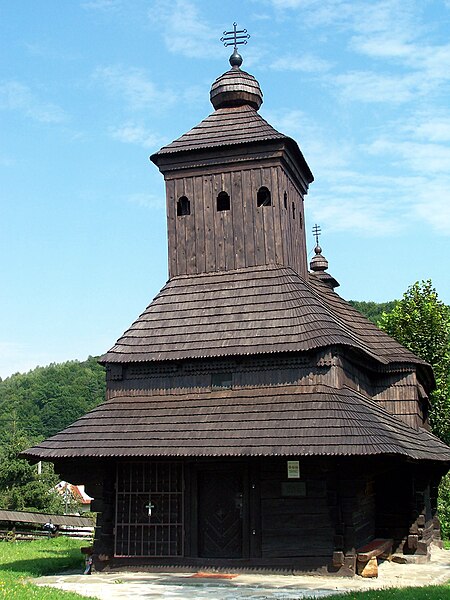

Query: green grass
left=309, top=587, right=450, bottom=599
left=1, top=538, right=449, bottom=600
left=0, top=538, right=96, bottom=600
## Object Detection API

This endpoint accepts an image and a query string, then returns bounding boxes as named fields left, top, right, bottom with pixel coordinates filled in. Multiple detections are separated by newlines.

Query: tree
left=0, top=356, right=105, bottom=514
left=0, top=356, right=106, bottom=443
left=378, top=280, right=450, bottom=444
left=348, top=300, right=397, bottom=325
left=0, top=429, right=66, bottom=513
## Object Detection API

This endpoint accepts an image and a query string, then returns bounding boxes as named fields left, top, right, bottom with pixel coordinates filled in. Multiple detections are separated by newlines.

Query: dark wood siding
left=260, top=459, right=334, bottom=559
left=167, top=165, right=308, bottom=279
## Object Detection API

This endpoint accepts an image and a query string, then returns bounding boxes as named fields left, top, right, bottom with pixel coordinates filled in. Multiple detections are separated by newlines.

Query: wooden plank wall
left=260, top=459, right=334, bottom=559
left=374, top=372, right=424, bottom=429
left=337, top=352, right=424, bottom=429
left=108, top=353, right=336, bottom=396
left=166, top=165, right=308, bottom=279
left=375, top=464, right=417, bottom=553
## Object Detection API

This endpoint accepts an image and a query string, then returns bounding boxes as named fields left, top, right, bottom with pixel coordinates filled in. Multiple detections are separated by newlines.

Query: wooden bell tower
left=151, top=45, right=314, bottom=280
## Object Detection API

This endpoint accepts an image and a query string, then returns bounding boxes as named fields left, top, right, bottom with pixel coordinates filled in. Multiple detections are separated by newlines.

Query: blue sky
left=1, top=0, right=450, bottom=379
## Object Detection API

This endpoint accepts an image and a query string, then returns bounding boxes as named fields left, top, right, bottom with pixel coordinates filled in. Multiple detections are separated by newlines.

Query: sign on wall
left=287, top=460, right=300, bottom=479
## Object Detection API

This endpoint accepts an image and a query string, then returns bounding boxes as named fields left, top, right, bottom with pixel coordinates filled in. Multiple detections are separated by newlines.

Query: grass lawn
left=314, top=586, right=450, bottom=600
left=0, top=538, right=449, bottom=600
left=0, top=537, right=96, bottom=600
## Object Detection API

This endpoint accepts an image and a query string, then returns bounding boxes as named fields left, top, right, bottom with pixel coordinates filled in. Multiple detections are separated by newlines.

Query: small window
left=217, top=191, right=230, bottom=211
left=292, top=202, right=296, bottom=219
left=283, top=191, right=287, bottom=209
left=177, top=195, right=190, bottom=216
left=211, top=372, right=232, bottom=389
left=299, top=211, right=303, bottom=228
left=257, top=186, right=271, bottom=207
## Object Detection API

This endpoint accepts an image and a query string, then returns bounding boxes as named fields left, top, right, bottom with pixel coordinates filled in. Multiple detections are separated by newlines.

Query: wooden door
left=197, top=468, right=244, bottom=558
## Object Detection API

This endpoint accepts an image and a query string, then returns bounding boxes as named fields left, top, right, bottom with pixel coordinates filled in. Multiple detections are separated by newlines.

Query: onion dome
left=310, top=245, right=340, bottom=290
left=210, top=58, right=263, bottom=111
left=310, top=245, right=328, bottom=272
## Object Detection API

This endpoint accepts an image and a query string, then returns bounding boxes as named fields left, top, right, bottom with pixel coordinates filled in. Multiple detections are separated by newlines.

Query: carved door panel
left=198, top=468, right=244, bottom=558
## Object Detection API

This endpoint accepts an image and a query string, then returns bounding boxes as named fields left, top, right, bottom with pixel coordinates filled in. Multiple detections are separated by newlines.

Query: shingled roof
left=150, top=104, right=314, bottom=184
left=22, top=384, right=450, bottom=461
left=153, top=105, right=284, bottom=155
left=100, top=265, right=427, bottom=372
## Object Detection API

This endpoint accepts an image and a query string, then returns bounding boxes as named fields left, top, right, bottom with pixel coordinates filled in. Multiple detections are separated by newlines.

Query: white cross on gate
left=145, top=501, right=155, bottom=516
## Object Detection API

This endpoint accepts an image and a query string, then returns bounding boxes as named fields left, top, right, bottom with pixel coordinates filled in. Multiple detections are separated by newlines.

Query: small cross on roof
left=221, top=22, right=250, bottom=51
left=312, top=224, right=322, bottom=247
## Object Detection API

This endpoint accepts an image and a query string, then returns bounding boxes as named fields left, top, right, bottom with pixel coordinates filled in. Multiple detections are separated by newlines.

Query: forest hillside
left=0, top=356, right=106, bottom=445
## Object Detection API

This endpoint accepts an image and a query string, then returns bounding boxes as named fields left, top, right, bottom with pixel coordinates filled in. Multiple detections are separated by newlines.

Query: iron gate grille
left=115, top=462, right=184, bottom=557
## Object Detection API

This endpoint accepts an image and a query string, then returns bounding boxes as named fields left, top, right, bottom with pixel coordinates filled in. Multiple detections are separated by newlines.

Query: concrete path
left=34, top=547, right=450, bottom=600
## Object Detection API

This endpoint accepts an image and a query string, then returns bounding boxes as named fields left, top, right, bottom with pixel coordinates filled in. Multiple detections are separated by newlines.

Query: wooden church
left=24, top=34, right=450, bottom=575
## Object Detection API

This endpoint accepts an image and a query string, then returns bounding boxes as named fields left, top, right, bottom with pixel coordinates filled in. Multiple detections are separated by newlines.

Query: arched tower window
left=177, top=195, right=190, bottom=216
left=283, top=191, right=287, bottom=209
left=292, top=201, right=296, bottom=219
left=217, top=191, right=230, bottom=211
left=257, top=186, right=271, bottom=207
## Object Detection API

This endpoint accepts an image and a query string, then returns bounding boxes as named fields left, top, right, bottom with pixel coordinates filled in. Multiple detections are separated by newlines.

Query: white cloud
left=267, top=0, right=358, bottom=29
left=307, top=168, right=416, bottom=236
left=409, top=118, right=450, bottom=143
left=0, top=80, right=67, bottom=123
left=309, top=195, right=400, bottom=236
left=264, top=108, right=353, bottom=171
left=309, top=166, right=450, bottom=237
left=266, top=101, right=450, bottom=236
left=267, top=0, right=449, bottom=86
left=413, top=180, right=450, bottom=234
left=109, top=122, right=164, bottom=148
left=150, top=0, right=216, bottom=58
left=334, top=71, right=423, bottom=104
left=93, top=66, right=174, bottom=111
left=368, top=138, right=450, bottom=174
left=270, top=53, right=332, bottom=73
left=351, top=35, right=414, bottom=60
left=418, top=44, right=450, bottom=81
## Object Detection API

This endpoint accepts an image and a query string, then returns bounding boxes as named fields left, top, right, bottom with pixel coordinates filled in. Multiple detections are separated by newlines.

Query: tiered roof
left=22, top=59, right=449, bottom=464
left=100, top=265, right=427, bottom=371
left=22, top=384, right=450, bottom=461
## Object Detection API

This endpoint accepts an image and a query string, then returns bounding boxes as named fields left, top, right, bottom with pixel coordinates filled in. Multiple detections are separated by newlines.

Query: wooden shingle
left=100, top=265, right=427, bottom=372
left=22, top=384, right=450, bottom=461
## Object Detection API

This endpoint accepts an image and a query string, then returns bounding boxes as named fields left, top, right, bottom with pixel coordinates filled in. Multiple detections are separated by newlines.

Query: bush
left=438, top=472, right=450, bottom=540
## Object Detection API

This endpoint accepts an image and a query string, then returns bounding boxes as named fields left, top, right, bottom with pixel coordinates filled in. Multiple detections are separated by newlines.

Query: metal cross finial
left=312, top=224, right=322, bottom=247
left=221, top=22, right=250, bottom=51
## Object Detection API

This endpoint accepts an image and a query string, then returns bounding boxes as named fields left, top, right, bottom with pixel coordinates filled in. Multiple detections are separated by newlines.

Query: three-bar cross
left=221, top=22, right=250, bottom=51
left=312, top=224, right=322, bottom=246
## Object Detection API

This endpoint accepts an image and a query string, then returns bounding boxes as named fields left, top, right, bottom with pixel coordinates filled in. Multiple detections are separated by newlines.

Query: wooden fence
left=0, top=509, right=94, bottom=541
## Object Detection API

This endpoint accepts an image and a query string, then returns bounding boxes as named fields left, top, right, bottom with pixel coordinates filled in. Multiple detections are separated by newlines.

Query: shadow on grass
left=0, top=552, right=84, bottom=578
